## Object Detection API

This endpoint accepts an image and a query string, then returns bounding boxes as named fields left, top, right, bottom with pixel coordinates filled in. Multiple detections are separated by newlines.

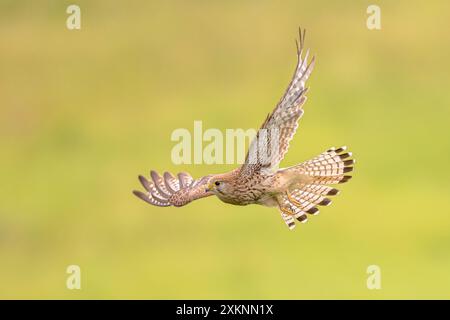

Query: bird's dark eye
left=215, top=181, right=220, bottom=186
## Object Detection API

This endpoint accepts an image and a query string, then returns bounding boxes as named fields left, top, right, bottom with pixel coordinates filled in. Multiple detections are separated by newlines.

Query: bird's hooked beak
left=205, top=182, right=214, bottom=193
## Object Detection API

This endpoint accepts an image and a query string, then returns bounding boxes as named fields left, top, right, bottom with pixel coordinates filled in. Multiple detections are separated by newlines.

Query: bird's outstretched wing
left=240, top=28, right=315, bottom=178
left=133, top=170, right=214, bottom=207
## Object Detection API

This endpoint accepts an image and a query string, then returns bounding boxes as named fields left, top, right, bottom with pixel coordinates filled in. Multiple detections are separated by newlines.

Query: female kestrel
left=133, top=29, right=355, bottom=230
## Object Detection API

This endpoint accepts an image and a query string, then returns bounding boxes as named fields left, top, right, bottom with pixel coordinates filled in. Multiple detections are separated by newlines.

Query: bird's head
left=206, top=179, right=225, bottom=194
left=204, top=171, right=240, bottom=204
left=205, top=176, right=235, bottom=196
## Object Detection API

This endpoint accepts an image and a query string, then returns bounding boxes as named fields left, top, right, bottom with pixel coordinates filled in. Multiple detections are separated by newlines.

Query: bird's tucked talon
left=280, top=206, right=296, bottom=217
left=286, top=191, right=302, bottom=207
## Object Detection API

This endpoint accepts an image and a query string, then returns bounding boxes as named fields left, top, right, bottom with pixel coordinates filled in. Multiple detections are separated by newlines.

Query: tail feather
left=277, top=146, right=354, bottom=230
left=300, top=146, right=355, bottom=178
left=302, top=184, right=340, bottom=196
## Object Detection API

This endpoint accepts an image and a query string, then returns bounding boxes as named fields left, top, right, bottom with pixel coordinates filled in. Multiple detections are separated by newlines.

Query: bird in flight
left=133, top=28, right=355, bottom=230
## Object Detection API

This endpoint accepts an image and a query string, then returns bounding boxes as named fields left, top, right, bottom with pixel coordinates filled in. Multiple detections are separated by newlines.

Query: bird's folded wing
left=133, top=170, right=214, bottom=207
left=240, top=28, right=315, bottom=178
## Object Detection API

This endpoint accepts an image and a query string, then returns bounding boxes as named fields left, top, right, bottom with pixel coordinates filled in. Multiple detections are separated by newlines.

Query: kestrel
left=133, top=29, right=355, bottom=230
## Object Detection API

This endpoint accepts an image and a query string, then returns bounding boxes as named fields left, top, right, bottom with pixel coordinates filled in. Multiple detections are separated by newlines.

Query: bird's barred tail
left=278, top=146, right=355, bottom=230
left=298, top=146, right=355, bottom=184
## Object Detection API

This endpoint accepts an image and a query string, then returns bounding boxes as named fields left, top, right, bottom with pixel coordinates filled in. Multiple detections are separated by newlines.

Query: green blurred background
left=1, top=0, right=449, bottom=299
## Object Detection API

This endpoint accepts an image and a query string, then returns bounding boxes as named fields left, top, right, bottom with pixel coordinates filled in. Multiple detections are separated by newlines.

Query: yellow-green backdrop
left=1, top=0, right=449, bottom=299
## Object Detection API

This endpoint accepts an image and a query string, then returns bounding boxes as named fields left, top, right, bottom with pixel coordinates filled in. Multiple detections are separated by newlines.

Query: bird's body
left=134, top=29, right=355, bottom=230
left=203, top=168, right=313, bottom=207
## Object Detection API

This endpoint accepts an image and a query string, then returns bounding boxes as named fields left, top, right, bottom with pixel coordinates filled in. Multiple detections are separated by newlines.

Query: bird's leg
left=277, top=194, right=296, bottom=216
left=285, top=191, right=302, bottom=208
left=280, top=206, right=296, bottom=217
